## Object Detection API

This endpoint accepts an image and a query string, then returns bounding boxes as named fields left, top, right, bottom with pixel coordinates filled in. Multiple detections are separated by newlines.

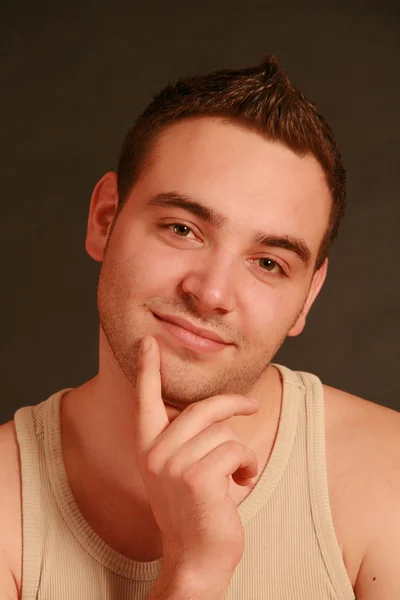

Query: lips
left=152, top=312, right=231, bottom=344
left=152, top=312, right=233, bottom=353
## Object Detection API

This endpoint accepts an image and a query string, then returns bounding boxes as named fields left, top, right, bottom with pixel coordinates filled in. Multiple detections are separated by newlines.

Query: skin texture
left=134, top=335, right=262, bottom=584
left=55, top=116, right=330, bottom=562
left=1, top=115, right=340, bottom=598
left=55, top=115, right=328, bottom=583
left=93, top=117, right=330, bottom=411
left=2, top=115, right=400, bottom=599
left=74, top=115, right=330, bottom=540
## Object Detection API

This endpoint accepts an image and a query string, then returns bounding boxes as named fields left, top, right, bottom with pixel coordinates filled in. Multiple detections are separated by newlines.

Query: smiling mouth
left=152, top=312, right=231, bottom=353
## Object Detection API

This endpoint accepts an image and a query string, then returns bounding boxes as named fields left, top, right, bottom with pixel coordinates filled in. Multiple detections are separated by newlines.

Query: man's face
left=95, top=117, right=331, bottom=407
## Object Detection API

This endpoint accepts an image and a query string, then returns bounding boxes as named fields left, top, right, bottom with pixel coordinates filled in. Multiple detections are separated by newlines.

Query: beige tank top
left=14, top=364, right=355, bottom=600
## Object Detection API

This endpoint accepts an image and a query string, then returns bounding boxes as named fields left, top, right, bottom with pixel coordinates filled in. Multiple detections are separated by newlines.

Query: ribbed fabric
left=14, top=365, right=356, bottom=600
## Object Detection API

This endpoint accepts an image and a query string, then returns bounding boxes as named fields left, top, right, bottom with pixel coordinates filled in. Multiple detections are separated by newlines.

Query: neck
left=63, top=361, right=279, bottom=483
left=59, top=362, right=282, bottom=559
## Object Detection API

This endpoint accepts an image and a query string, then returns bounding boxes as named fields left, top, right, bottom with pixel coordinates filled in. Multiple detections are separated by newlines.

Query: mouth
left=151, top=312, right=232, bottom=353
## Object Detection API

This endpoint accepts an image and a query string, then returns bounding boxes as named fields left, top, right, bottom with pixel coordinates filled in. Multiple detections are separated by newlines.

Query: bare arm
left=0, top=421, right=22, bottom=600
left=355, top=528, right=400, bottom=599
left=354, top=409, right=400, bottom=599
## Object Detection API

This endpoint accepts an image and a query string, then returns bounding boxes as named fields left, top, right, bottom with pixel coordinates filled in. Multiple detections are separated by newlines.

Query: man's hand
left=134, top=335, right=260, bottom=590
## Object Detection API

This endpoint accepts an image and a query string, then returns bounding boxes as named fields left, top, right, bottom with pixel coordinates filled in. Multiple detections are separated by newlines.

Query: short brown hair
left=117, top=55, right=346, bottom=270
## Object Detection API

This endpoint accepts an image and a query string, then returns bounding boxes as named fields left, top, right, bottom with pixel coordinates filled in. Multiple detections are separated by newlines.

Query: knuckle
left=165, top=456, right=182, bottom=480
left=214, top=423, right=236, bottom=439
left=183, top=402, right=196, bottom=414
left=181, top=464, right=203, bottom=488
left=247, top=446, right=257, bottom=462
left=145, top=447, right=163, bottom=475
left=228, top=393, right=249, bottom=403
left=222, top=439, right=241, bottom=453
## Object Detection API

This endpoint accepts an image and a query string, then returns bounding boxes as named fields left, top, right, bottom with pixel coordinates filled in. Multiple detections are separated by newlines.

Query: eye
left=255, top=257, right=285, bottom=275
left=164, top=223, right=197, bottom=239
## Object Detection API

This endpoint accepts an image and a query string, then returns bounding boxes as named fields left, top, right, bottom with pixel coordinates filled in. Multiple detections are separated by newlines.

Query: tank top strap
left=14, top=404, right=45, bottom=600
left=238, top=363, right=303, bottom=522
left=296, top=370, right=355, bottom=600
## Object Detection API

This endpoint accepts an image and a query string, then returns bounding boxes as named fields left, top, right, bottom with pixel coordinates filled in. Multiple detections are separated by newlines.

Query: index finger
left=134, top=336, right=170, bottom=454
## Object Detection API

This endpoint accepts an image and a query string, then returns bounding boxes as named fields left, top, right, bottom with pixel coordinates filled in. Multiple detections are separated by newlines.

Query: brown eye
left=171, top=224, right=192, bottom=236
left=259, top=258, right=279, bottom=272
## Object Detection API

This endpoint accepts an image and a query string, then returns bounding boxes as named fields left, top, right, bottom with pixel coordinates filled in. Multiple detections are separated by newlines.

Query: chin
left=159, top=357, right=246, bottom=407
left=160, top=376, right=212, bottom=407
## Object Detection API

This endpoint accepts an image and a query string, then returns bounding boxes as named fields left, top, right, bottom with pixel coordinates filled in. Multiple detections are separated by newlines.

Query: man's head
left=86, top=56, right=345, bottom=407
left=116, top=54, right=346, bottom=269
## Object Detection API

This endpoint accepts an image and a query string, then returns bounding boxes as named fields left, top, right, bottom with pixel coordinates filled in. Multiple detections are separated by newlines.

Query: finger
left=134, top=336, right=169, bottom=454
left=191, top=441, right=259, bottom=491
left=165, top=423, right=241, bottom=476
left=150, top=394, right=259, bottom=461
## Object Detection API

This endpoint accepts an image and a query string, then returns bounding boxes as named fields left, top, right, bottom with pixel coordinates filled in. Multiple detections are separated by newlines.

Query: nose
left=181, top=251, right=238, bottom=315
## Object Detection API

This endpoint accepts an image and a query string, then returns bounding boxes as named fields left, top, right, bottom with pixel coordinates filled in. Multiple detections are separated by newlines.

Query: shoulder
left=0, top=420, right=22, bottom=596
left=323, top=383, right=400, bottom=461
left=323, top=385, right=400, bottom=598
left=323, top=384, right=400, bottom=472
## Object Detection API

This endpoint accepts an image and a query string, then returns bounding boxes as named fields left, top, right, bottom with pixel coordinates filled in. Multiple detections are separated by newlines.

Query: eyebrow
left=147, top=192, right=226, bottom=227
left=146, top=192, right=311, bottom=268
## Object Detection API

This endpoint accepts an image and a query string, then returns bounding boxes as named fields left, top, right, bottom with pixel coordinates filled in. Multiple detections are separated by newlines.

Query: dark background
left=1, top=0, right=399, bottom=423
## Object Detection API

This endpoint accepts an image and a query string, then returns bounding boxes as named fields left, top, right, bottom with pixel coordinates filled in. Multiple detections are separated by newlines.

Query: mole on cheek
left=372, top=577, right=376, bottom=582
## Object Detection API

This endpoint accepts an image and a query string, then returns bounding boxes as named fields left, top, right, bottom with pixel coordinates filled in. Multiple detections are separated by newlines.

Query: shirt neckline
left=44, top=363, right=301, bottom=581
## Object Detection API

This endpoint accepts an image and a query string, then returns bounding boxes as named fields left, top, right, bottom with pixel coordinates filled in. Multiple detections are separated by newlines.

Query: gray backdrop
left=1, top=0, right=399, bottom=422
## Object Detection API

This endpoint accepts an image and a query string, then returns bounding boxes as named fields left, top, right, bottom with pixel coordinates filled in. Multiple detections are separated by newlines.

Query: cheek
left=117, top=238, right=189, bottom=296
left=243, top=285, right=306, bottom=342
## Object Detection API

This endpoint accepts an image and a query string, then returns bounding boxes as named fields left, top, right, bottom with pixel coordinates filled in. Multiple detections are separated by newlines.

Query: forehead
left=131, top=117, right=331, bottom=257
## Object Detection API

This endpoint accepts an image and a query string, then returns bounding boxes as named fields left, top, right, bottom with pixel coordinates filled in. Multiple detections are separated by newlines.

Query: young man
left=1, top=56, right=399, bottom=600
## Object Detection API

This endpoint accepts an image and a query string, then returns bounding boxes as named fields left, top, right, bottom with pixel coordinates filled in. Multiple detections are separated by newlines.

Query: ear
left=287, top=258, right=328, bottom=337
left=85, top=172, right=119, bottom=262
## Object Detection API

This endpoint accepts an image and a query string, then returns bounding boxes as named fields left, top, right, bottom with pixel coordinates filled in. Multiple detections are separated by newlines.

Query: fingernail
left=141, top=336, right=153, bottom=354
left=248, top=397, right=260, bottom=403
